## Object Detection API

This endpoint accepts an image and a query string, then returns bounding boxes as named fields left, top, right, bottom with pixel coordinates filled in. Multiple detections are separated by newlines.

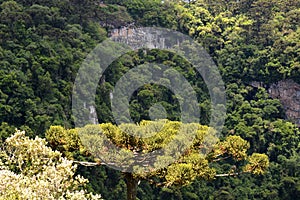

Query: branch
left=214, top=171, right=250, bottom=177
left=212, top=156, right=230, bottom=162
left=73, top=160, right=104, bottom=167
left=215, top=172, right=240, bottom=177
left=148, top=178, right=165, bottom=187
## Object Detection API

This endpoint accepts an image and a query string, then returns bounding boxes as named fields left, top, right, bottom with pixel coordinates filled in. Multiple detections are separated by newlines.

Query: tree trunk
left=125, top=172, right=138, bottom=200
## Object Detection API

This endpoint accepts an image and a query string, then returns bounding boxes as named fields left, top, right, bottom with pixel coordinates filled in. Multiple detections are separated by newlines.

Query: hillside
left=0, top=0, right=299, bottom=199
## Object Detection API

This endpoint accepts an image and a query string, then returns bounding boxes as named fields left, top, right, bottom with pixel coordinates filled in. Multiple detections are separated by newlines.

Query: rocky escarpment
left=268, top=79, right=300, bottom=125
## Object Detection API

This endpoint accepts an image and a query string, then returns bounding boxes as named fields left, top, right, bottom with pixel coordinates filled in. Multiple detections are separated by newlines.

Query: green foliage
left=244, top=153, right=269, bottom=175
left=213, top=135, right=250, bottom=161
left=97, top=4, right=133, bottom=29
left=0, top=0, right=107, bottom=136
left=96, top=49, right=209, bottom=124
left=46, top=126, right=85, bottom=159
left=0, top=0, right=299, bottom=199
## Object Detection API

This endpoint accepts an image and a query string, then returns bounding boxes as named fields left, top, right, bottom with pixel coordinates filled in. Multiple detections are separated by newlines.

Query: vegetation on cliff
left=0, top=0, right=299, bottom=199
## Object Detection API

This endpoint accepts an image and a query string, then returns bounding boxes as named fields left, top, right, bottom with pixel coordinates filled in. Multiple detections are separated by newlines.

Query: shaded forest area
left=0, top=0, right=299, bottom=199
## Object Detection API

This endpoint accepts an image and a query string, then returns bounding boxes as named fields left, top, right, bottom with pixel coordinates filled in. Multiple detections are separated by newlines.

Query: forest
left=0, top=0, right=299, bottom=199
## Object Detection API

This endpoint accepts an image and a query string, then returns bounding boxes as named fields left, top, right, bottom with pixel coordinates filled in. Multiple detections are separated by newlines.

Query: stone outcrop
left=268, top=79, right=300, bottom=125
left=109, top=27, right=191, bottom=50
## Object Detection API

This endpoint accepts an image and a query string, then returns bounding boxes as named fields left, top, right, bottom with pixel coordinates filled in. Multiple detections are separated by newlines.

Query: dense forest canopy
left=0, top=0, right=299, bottom=199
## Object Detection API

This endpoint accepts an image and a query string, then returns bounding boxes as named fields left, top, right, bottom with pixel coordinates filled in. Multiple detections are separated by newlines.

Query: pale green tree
left=0, top=130, right=102, bottom=200
left=47, top=120, right=269, bottom=200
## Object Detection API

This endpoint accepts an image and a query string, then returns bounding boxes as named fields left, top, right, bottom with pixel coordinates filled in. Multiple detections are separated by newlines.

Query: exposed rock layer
left=268, top=79, right=300, bottom=125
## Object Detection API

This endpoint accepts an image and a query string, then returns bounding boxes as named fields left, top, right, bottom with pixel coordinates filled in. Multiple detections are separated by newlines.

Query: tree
left=96, top=4, right=133, bottom=32
left=0, top=129, right=102, bottom=199
left=46, top=120, right=269, bottom=200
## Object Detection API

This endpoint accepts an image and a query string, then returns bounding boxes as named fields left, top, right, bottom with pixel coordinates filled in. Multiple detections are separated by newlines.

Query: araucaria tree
left=46, top=120, right=269, bottom=200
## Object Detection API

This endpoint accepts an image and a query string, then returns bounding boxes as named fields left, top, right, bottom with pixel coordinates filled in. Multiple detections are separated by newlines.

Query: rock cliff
left=268, top=79, right=300, bottom=125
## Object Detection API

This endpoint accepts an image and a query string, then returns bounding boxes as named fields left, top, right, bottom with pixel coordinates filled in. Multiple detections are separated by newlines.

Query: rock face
left=83, top=102, right=98, bottom=125
left=268, top=79, right=300, bottom=125
left=89, top=105, right=98, bottom=125
left=110, top=27, right=185, bottom=50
